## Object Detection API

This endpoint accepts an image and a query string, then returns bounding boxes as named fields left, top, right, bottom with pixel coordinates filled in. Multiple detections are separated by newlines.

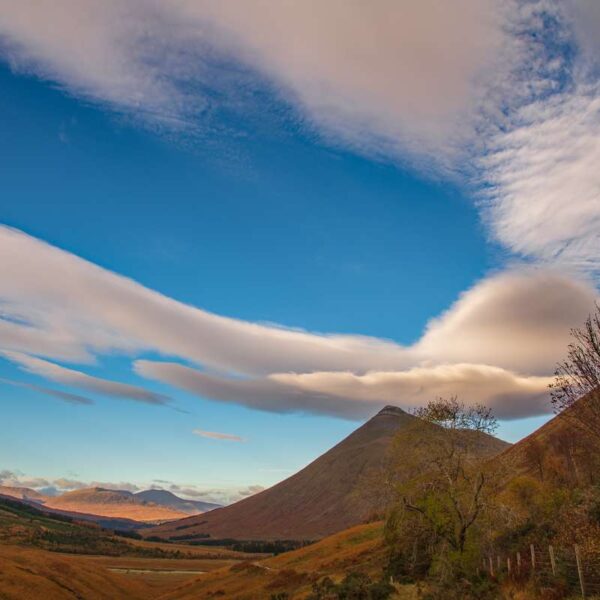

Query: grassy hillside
left=0, top=545, right=152, bottom=600
left=0, top=495, right=252, bottom=560
left=160, top=522, right=413, bottom=599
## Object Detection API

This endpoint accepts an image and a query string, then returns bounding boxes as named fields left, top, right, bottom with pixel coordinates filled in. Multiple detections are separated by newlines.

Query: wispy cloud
left=192, top=429, right=244, bottom=442
left=2, top=350, right=170, bottom=405
left=0, top=377, right=93, bottom=405
left=2, top=2, right=597, bottom=276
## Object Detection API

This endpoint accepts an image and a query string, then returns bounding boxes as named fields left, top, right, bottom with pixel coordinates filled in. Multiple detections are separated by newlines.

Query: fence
left=482, top=544, right=600, bottom=598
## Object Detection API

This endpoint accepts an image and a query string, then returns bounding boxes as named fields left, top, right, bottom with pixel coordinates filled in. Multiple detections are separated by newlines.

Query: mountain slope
left=149, top=405, right=509, bottom=541
left=0, top=485, right=47, bottom=504
left=45, top=488, right=187, bottom=522
left=134, top=489, right=221, bottom=514
left=161, top=521, right=390, bottom=600
left=493, top=394, right=600, bottom=483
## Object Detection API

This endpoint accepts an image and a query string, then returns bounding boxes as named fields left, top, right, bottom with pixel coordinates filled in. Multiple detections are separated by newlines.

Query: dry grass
left=160, top=521, right=394, bottom=599
left=0, top=545, right=151, bottom=599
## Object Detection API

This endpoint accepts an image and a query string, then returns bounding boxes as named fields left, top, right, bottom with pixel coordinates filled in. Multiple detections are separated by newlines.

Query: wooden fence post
left=497, top=555, right=501, bottom=573
left=507, top=557, right=511, bottom=578
left=549, top=545, right=556, bottom=577
left=489, top=556, right=494, bottom=577
left=574, top=545, right=585, bottom=599
left=517, top=551, right=521, bottom=575
left=530, top=544, right=536, bottom=573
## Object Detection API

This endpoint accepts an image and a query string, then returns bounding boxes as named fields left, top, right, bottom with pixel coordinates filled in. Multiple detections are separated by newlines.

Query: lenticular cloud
left=0, top=225, right=597, bottom=418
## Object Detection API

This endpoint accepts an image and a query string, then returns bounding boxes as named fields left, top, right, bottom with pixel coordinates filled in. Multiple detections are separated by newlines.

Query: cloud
left=272, top=365, right=552, bottom=420
left=140, top=362, right=552, bottom=420
left=1, top=3, right=598, bottom=277
left=0, top=1, right=506, bottom=163
left=0, top=377, right=93, bottom=405
left=415, top=270, right=598, bottom=374
left=192, top=429, right=244, bottom=442
left=483, top=87, right=600, bottom=276
left=2, top=350, right=170, bottom=405
left=0, top=226, right=597, bottom=420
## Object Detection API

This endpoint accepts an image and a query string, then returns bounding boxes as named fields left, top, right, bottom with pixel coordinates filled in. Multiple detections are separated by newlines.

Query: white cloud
left=192, top=429, right=244, bottom=442
left=0, top=226, right=597, bottom=419
left=415, top=270, right=598, bottom=374
left=1, top=2, right=598, bottom=276
left=483, top=88, right=600, bottom=275
left=0, top=0, right=507, bottom=163
left=271, top=365, right=552, bottom=420
left=2, top=350, right=169, bottom=405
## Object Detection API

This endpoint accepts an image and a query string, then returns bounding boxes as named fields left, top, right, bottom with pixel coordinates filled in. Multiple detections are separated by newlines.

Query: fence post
left=507, top=557, right=511, bottom=578
left=530, top=544, right=536, bottom=573
left=549, top=545, right=556, bottom=577
left=489, top=556, right=494, bottom=577
left=497, top=555, right=501, bottom=573
left=517, top=551, right=521, bottom=575
left=574, top=545, right=585, bottom=599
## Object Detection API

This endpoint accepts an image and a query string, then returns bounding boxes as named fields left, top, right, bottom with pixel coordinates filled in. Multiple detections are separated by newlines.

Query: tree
left=384, top=397, right=499, bottom=589
left=550, top=304, right=600, bottom=438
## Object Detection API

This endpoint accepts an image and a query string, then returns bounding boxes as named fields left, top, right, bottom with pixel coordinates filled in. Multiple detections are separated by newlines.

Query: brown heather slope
left=160, top=521, right=394, bottom=600
left=0, top=545, right=152, bottom=600
left=45, top=487, right=187, bottom=522
left=149, top=405, right=509, bottom=542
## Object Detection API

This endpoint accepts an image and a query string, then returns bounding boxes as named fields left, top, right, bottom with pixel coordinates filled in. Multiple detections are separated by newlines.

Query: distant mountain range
left=148, top=405, right=510, bottom=541
left=0, top=485, right=221, bottom=524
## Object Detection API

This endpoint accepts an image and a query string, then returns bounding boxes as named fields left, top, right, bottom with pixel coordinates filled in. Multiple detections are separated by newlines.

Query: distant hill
left=135, top=489, right=221, bottom=514
left=149, top=405, right=509, bottom=541
left=45, top=487, right=188, bottom=523
left=0, top=485, right=47, bottom=504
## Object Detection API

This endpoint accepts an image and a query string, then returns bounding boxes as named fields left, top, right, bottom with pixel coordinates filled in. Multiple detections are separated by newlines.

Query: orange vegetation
left=160, top=521, right=393, bottom=599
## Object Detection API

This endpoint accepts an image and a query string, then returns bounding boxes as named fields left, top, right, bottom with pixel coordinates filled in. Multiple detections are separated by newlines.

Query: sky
left=0, top=0, right=599, bottom=504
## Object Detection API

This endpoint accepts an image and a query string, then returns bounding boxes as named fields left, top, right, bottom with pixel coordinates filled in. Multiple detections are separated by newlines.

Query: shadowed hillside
left=149, top=405, right=509, bottom=541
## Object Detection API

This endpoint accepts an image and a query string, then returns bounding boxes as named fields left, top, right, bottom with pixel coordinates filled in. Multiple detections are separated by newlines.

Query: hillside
left=160, top=521, right=395, bottom=600
left=0, top=545, right=151, bottom=600
left=0, top=485, right=47, bottom=504
left=135, top=489, right=221, bottom=514
left=494, top=395, right=600, bottom=483
left=45, top=487, right=188, bottom=522
left=149, top=405, right=509, bottom=541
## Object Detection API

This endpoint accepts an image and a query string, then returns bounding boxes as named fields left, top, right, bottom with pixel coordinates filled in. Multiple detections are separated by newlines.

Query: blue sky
left=0, top=1, right=599, bottom=502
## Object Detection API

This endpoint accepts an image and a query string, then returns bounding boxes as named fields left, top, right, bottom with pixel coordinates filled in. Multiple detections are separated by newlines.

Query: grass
left=158, top=521, right=400, bottom=599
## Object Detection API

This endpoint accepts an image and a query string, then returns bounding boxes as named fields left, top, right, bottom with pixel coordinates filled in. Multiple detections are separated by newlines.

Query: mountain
left=0, top=485, right=47, bottom=504
left=148, top=405, right=509, bottom=541
left=45, top=487, right=188, bottom=523
left=134, top=489, right=221, bottom=514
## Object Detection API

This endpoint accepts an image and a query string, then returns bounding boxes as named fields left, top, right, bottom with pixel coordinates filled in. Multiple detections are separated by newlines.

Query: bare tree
left=550, top=304, right=600, bottom=438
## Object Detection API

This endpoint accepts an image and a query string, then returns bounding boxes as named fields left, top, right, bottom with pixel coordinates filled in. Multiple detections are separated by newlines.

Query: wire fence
left=481, top=544, right=600, bottom=598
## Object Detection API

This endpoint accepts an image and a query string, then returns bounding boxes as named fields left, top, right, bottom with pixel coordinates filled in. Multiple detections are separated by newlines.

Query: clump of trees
left=383, top=397, right=500, bottom=598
